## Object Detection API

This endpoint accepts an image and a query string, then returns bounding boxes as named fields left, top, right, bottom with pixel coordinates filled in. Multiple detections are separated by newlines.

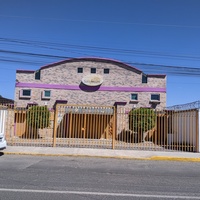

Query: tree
left=26, top=106, right=50, bottom=138
left=129, top=108, right=156, bottom=142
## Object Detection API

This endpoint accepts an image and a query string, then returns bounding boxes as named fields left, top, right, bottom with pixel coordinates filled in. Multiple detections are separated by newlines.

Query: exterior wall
left=15, top=59, right=166, bottom=109
left=169, top=110, right=198, bottom=151
left=16, top=71, right=35, bottom=83
left=15, top=87, right=166, bottom=109
left=16, top=61, right=166, bottom=87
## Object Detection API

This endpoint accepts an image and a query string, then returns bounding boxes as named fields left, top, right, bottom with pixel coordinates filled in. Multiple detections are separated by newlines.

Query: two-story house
left=15, top=57, right=166, bottom=109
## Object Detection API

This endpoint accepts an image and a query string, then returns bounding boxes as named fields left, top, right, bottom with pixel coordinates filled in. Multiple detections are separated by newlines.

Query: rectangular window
left=44, top=90, right=51, bottom=97
left=35, top=70, right=40, bottom=80
left=23, top=90, right=31, bottom=96
left=151, top=94, right=160, bottom=101
left=130, top=93, right=138, bottom=101
left=104, top=68, right=110, bottom=74
left=20, top=89, right=31, bottom=98
left=91, top=68, right=96, bottom=73
left=77, top=67, right=83, bottom=73
left=142, top=74, right=147, bottom=83
left=42, top=90, right=51, bottom=99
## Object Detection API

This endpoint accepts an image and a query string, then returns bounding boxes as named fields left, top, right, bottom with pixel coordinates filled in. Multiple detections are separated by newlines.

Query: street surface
left=0, top=154, right=200, bottom=199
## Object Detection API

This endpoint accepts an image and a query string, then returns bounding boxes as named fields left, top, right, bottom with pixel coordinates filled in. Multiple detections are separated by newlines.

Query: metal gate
left=115, top=107, right=198, bottom=152
left=53, top=104, right=115, bottom=148
left=3, top=103, right=199, bottom=152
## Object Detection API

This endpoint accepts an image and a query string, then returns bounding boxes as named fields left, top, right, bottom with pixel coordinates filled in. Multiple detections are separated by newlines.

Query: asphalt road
left=0, top=154, right=200, bottom=200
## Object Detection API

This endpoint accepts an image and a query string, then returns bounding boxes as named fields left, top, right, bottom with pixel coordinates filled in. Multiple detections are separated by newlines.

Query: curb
left=149, top=156, right=200, bottom=162
left=3, top=151, right=200, bottom=162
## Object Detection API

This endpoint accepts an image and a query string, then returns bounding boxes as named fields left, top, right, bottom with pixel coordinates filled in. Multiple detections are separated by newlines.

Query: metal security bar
left=115, top=107, right=198, bottom=152
left=166, top=100, right=200, bottom=111
left=2, top=103, right=199, bottom=152
left=115, top=107, right=160, bottom=150
left=53, top=104, right=115, bottom=149
left=5, top=105, right=54, bottom=147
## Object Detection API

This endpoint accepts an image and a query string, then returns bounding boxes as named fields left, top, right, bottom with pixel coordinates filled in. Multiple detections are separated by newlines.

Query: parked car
left=0, top=134, right=7, bottom=150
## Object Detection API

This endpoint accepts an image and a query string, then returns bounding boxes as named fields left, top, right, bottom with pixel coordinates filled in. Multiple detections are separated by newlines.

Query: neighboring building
left=15, top=57, right=166, bottom=109
left=0, top=95, right=14, bottom=105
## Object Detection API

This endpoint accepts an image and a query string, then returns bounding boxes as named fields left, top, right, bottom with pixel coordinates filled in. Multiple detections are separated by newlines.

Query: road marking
left=0, top=188, right=199, bottom=199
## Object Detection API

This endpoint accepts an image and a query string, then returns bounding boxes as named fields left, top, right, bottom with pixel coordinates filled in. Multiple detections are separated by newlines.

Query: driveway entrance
left=53, top=104, right=115, bottom=148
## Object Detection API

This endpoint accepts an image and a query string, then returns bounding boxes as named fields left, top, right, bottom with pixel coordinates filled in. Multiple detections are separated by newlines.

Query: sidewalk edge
left=3, top=151, right=200, bottom=162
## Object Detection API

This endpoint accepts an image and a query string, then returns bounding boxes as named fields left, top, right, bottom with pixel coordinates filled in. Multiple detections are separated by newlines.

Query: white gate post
left=0, top=108, right=7, bottom=149
left=0, top=109, right=6, bottom=135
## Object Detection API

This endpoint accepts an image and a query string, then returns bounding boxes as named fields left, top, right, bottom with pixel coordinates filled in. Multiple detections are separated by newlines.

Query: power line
left=1, top=37, right=200, bottom=76
left=0, top=58, right=43, bottom=66
left=1, top=15, right=200, bottom=28
left=0, top=49, right=68, bottom=59
left=1, top=37, right=200, bottom=61
left=1, top=52, right=200, bottom=76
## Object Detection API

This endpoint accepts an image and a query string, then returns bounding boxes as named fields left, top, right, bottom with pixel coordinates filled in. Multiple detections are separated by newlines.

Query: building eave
left=39, top=57, right=143, bottom=73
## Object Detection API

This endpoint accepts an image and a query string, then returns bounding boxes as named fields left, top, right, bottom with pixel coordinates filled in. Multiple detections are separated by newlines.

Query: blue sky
left=1, top=0, right=200, bottom=107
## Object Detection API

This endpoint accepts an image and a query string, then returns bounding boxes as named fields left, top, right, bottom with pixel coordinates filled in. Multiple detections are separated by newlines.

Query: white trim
left=150, top=94, right=160, bottom=102
left=0, top=188, right=199, bottom=199
left=19, top=89, right=31, bottom=99
left=42, top=90, right=51, bottom=100
left=149, top=100, right=160, bottom=103
left=130, top=93, right=138, bottom=101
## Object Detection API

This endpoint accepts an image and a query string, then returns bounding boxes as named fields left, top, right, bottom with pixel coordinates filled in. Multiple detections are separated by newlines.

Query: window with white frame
left=20, top=89, right=31, bottom=98
left=130, top=93, right=138, bottom=101
left=150, top=94, right=160, bottom=101
left=42, top=90, right=51, bottom=99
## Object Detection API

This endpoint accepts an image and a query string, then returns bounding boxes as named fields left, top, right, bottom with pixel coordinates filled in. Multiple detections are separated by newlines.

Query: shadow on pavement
left=0, top=152, right=4, bottom=156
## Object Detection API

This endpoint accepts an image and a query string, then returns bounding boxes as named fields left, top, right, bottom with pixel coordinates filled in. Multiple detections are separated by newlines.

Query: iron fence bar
left=53, top=104, right=58, bottom=147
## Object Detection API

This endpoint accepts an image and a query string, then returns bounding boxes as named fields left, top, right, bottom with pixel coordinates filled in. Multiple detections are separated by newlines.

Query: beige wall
left=15, top=59, right=166, bottom=109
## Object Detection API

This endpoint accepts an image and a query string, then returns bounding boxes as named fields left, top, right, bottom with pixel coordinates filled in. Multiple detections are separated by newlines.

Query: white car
left=0, top=134, right=7, bottom=150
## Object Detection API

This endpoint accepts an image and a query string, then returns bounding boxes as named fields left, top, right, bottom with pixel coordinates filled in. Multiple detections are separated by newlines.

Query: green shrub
left=27, top=106, right=50, bottom=129
left=129, top=108, right=156, bottom=134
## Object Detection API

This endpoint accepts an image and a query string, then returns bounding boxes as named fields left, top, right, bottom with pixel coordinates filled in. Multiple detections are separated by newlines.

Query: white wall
left=0, top=109, right=7, bottom=135
left=168, top=109, right=198, bottom=152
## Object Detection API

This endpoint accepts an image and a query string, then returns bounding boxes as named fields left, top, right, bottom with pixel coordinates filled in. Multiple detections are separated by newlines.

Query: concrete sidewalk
left=1, top=146, right=200, bottom=162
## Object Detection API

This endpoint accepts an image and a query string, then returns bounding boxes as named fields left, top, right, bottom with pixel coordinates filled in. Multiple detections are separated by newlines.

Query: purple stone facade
left=15, top=58, right=166, bottom=109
